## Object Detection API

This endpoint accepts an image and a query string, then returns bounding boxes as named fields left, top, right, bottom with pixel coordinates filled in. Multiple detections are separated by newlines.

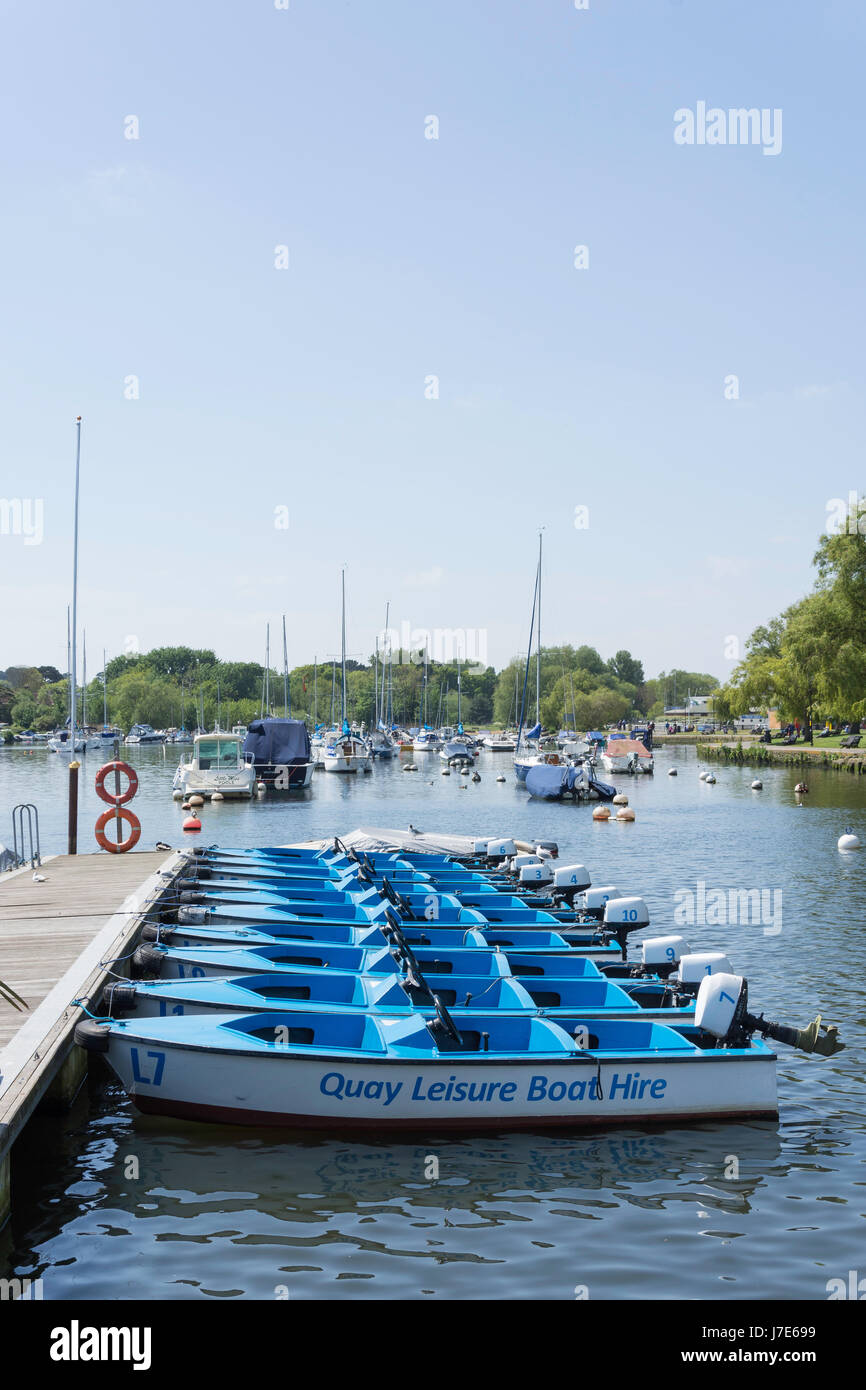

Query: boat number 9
left=666, top=946, right=677, bottom=960
left=130, top=1047, right=166, bottom=1087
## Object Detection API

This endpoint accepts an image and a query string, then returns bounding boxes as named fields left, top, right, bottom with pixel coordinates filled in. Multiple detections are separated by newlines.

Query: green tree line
left=718, top=506, right=866, bottom=727
left=0, top=642, right=708, bottom=737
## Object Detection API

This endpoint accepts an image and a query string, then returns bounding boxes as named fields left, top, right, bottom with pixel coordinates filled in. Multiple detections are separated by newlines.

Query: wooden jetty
left=0, top=849, right=183, bottom=1226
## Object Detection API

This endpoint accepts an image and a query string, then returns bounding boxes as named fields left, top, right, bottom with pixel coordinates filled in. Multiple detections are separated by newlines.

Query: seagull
left=155, top=842, right=172, bottom=851
left=32, top=872, right=47, bottom=882
left=407, top=824, right=422, bottom=834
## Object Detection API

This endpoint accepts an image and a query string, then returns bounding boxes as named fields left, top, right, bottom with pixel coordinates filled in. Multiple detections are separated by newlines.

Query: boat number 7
left=130, top=1047, right=166, bottom=1087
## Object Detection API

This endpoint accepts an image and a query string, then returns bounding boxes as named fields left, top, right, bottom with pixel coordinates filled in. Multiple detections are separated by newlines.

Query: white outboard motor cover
left=695, top=972, right=746, bottom=1038
left=678, top=952, right=734, bottom=985
left=485, top=838, right=516, bottom=859
left=552, top=863, right=591, bottom=890
left=512, top=853, right=542, bottom=870
left=603, top=896, right=650, bottom=929
left=578, top=885, right=620, bottom=911
left=519, top=862, right=553, bottom=884
left=642, top=934, right=690, bottom=966
left=471, top=840, right=489, bottom=855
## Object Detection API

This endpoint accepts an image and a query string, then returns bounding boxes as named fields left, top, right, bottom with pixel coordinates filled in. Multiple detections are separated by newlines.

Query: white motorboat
left=126, top=723, right=164, bottom=745
left=413, top=729, right=443, bottom=753
left=173, top=732, right=257, bottom=799
left=321, top=728, right=371, bottom=773
left=600, top=737, right=654, bottom=775
left=483, top=733, right=516, bottom=752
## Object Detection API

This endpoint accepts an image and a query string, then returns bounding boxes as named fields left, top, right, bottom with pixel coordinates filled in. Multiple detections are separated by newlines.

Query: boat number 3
left=130, top=1047, right=166, bottom=1087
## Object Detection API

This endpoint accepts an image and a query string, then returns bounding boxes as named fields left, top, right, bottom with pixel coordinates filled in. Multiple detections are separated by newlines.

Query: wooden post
left=68, top=760, right=80, bottom=855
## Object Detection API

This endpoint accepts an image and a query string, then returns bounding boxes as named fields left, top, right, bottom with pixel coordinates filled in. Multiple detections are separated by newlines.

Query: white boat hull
left=102, top=1029, right=778, bottom=1130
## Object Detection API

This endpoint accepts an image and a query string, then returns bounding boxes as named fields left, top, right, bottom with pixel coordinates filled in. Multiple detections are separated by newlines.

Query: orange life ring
left=95, top=806, right=141, bottom=853
left=95, top=761, right=139, bottom=806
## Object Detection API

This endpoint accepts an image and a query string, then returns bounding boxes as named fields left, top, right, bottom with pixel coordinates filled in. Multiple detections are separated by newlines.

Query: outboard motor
left=550, top=863, right=592, bottom=906
left=602, top=896, right=650, bottom=957
left=485, top=838, right=517, bottom=862
left=676, top=951, right=734, bottom=996
left=696, top=973, right=845, bottom=1055
left=641, top=934, right=691, bottom=979
left=575, top=885, right=620, bottom=919
left=518, top=861, right=553, bottom=887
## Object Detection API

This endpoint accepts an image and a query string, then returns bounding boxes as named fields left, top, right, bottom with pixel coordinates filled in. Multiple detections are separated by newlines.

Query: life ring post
left=94, top=760, right=141, bottom=853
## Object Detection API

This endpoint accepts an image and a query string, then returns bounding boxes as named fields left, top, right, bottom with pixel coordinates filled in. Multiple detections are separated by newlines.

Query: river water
left=1, top=742, right=864, bottom=1300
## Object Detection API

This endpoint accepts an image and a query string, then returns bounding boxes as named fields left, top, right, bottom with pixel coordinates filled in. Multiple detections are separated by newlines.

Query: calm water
left=1, top=743, right=865, bottom=1300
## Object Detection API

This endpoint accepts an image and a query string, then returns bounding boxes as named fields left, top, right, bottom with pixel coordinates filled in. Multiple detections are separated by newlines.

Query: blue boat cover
left=243, top=718, right=311, bottom=765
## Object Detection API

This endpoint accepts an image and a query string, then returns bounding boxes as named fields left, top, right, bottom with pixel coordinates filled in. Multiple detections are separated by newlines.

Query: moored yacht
left=173, top=731, right=257, bottom=799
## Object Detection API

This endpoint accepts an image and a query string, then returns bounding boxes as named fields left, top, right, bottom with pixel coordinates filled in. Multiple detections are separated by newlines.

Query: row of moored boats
left=75, top=834, right=843, bottom=1130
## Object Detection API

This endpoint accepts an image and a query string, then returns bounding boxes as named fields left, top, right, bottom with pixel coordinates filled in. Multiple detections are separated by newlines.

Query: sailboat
left=50, top=424, right=88, bottom=757
left=412, top=646, right=442, bottom=751
left=321, top=572, right=371, bottom=773
left=369, top=605, right=397, bottom=758
left=514, top=532, right=565, bottom=781
left=440, top=652, right=475, bottom=762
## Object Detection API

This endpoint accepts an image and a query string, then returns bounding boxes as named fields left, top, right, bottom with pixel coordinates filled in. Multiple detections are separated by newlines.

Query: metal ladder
left=11, top=803, right=41, bottom=869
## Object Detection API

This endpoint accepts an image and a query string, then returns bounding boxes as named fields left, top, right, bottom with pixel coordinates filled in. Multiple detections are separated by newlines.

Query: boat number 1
left=130, top=1047, right=166, bottom=1087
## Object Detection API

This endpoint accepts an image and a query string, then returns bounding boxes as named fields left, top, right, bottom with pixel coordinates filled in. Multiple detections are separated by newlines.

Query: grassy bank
left=698, top=740, right=866, bottom=773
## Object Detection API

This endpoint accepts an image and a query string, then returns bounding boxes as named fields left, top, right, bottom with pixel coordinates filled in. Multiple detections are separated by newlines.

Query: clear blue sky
left=1, top=0, right=864, bottom=682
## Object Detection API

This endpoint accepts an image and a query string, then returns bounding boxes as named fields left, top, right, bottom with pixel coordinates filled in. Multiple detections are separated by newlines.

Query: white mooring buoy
left=838, top=828, right=861, bottom=851
left=705, top=773, right=716, bottom=784
left=751, top=780, right=763, bottom=790
left=496, top=774, right=506, bottom=783
left=668, top=768, right=677, bottom=777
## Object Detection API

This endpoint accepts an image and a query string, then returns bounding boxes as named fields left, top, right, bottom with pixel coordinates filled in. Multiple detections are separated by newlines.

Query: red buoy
left=182, top=816, right=202, bottom=833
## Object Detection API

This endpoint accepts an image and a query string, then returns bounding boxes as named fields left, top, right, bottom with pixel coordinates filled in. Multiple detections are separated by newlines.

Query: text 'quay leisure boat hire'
left=76, top=969, right=842, bottom=1130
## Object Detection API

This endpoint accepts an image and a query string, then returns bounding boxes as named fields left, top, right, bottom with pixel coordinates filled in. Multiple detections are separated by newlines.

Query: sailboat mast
left=536, top=530, right=542, bottom=725
left=70, top=418, right=82, bottom=744
left=330, top=660, right=336, bottom=725
left=82, top=631, right=87, bottom=729
left=103, top=649, right=108, bottom=726
left=282, top=614, right=289, bottom=718
left=314, top=657, right=318, bottom=725
left=265, top=623, right=270, bottom=715
left=374, top=638, right=379, bottom=727
left=381, top=602, right=390, bottom=727
left=341, top=569, right=347, bottom=722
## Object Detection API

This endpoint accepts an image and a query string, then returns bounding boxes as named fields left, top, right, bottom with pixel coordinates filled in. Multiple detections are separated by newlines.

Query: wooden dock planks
left=0, top=849, right=183, bottom=1166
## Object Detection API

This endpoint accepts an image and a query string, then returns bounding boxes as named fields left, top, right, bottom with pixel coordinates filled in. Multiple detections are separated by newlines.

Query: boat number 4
left=130, top=1047, right=166, bottom=1087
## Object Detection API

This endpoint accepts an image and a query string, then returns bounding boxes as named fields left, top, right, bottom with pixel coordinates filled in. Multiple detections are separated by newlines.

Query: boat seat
left=255, top=984, right=311, bottom=1000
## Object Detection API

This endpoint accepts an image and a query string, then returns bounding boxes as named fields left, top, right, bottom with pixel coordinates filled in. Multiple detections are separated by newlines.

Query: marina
left=0, top=742, right=862, bottom=1299
left=0, top=0, right=859, bottom=1331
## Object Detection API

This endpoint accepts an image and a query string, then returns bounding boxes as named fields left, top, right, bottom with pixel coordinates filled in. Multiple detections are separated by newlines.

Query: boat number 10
left=130, top=1048, right=166, bottom=1087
